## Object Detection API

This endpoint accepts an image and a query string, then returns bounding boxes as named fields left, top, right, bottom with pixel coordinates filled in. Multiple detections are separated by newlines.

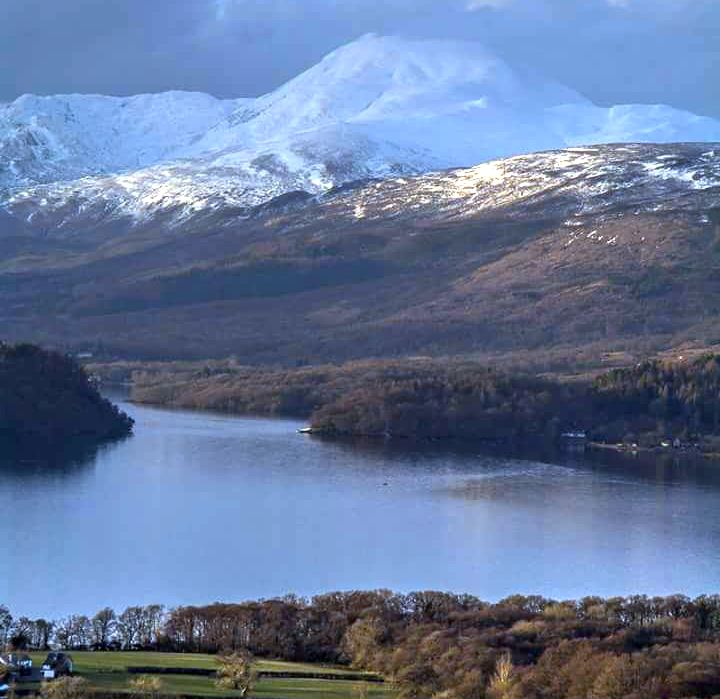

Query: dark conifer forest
left=0, top=343, right=133, bottom=446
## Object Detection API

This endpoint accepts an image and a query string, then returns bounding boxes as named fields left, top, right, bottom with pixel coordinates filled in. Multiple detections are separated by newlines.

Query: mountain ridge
left=2, top=143, right=720, bottom=371
left=3, top=34, right=720, bottom=231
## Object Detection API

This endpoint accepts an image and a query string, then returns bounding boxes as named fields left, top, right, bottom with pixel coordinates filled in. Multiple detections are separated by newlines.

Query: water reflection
left=0, top=437, right=124, bottom=482
left=309, top=431, right=720, bottom=488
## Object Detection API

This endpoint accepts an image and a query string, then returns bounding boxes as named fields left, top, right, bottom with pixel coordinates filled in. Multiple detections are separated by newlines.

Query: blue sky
left=2, top=0, right=717, bottom=117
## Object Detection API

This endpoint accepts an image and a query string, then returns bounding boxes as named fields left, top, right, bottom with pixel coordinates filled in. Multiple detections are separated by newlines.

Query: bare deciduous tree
left=117, top=607, right=145, bottom=649
left=215, top=650, right=256, bottom=697
left=0, top=606, right=13, bottom=649
left=139, top=605, right=165, bottom=648
left=487, top=654, right=519, bottom=699
left=54, top=616, right=91, bottom=650
left=91, top=608, right=116, bottom=649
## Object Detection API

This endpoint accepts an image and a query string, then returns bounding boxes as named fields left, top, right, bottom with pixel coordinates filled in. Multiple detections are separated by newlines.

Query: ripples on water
left=2, top=397, right=720, bottom=617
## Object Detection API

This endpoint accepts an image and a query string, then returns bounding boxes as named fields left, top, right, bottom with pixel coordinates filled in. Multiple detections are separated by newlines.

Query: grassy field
left=23, top=652, right=393, bottom=699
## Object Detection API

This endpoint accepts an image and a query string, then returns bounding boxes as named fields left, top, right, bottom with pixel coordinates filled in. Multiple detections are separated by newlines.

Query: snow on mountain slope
left=2, top=34, right=720, bottom=231
left=308, top=143, right=720, bottom=228
left=0, top=91, right=242, bottom=187
left=184, top=35, right=586, bottom=157
left=550, top=103, right=720, bottom=146
left=8, top=143, right=720, bottom=245
left=4, top=126, right=438, bottom=231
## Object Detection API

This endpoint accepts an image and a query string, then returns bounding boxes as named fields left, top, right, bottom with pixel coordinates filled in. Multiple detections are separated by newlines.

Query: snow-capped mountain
left=3, top=34, right=720, bottom=231
left=0, top=91, right=241, bottom=187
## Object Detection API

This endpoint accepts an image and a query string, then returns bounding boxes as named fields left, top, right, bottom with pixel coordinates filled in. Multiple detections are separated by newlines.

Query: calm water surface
left=3, top=397, right=720, bottom=617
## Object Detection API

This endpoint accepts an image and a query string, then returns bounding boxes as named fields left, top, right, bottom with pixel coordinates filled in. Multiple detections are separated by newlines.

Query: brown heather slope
left=1, top=143, right=719, bottom=371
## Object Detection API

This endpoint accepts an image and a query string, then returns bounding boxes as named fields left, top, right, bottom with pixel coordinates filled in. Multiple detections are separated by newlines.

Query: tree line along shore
left=94, top=353, right=720, bottom=451
left=5, top=340, right=720, bottom=454
left=3, top=591, right=720, bottom=698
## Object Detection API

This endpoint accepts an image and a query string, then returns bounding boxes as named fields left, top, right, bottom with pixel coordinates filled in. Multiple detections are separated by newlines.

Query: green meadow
left=23, top=652, right=393, bottom=699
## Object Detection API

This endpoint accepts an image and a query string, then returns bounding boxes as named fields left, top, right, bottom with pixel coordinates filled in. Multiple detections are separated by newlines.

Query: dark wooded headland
left=0, top=343, right=133, bottom=446
left=4, top=591, right=720, bottom=698
left=125, top=354, right=720, bottom=449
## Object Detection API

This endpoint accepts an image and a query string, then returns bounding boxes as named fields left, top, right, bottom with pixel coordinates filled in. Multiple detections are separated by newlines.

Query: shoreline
left=90, top=357, right=720, bottom=466
left=120, top=392, right=720, bottom=465
left=587, top=440, right=720, bottom=461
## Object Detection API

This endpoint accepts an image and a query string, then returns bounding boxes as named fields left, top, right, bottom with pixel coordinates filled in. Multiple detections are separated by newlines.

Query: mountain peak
left=250, top=34, right=586, bottom=130
left=3, top=34, right=720, bottom=219
left=312, top=33, right=500, bottom=84
left=183, top=33, right=590, bottom=163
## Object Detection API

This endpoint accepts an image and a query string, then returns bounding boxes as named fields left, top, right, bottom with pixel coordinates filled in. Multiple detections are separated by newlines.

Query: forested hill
left=311, top=354, right=720, bottom=444
left=127, top=354, right=720, bottom=446
left=0, top=343, right=133, bottom=446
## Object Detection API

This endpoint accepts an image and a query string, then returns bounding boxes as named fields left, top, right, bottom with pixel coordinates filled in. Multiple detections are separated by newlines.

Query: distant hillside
left=1, top=143, right=719, bottom=371
left=0, top=343, right=133, bottom=446
left=128, top=354, right=720, bottom=447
